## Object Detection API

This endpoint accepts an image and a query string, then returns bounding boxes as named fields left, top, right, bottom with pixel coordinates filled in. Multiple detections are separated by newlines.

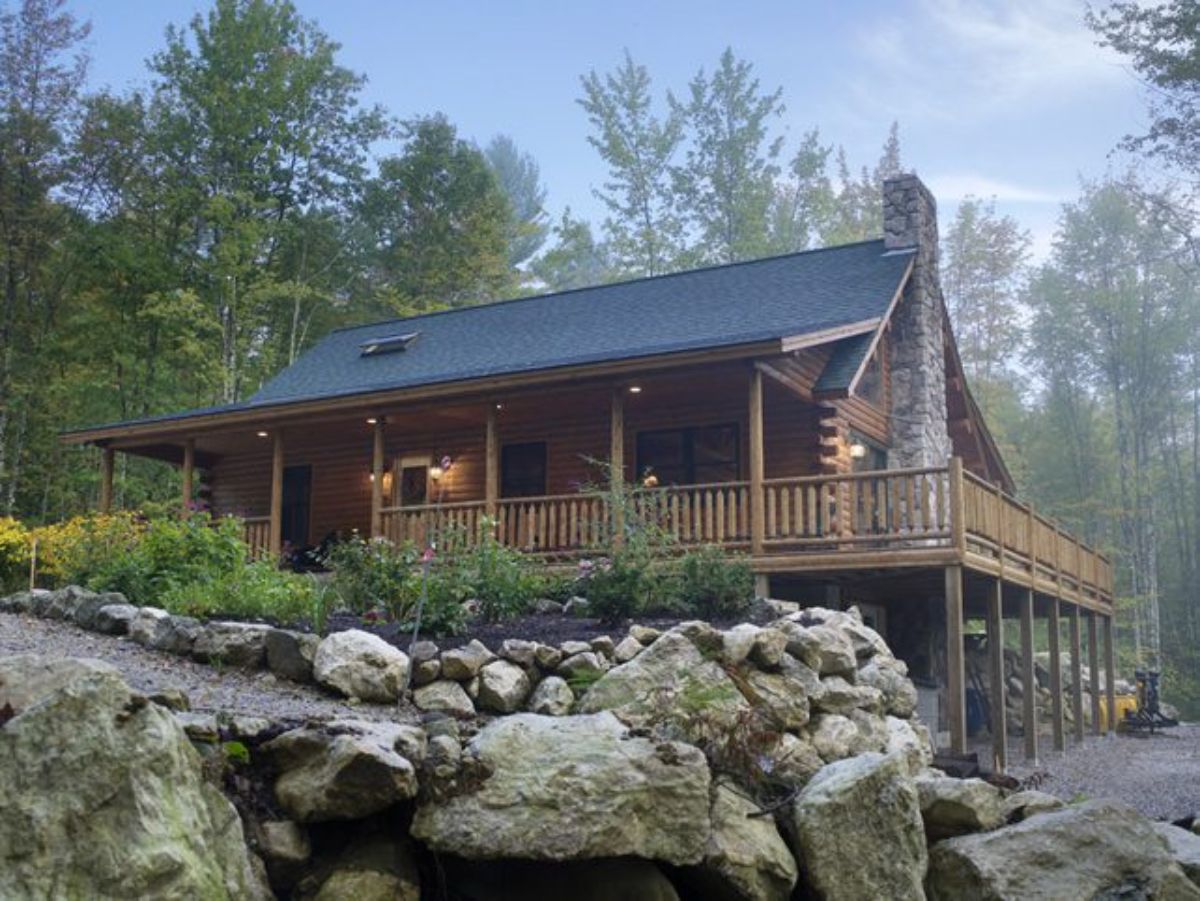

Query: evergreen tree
left=485, top=134, right=548, bottom=270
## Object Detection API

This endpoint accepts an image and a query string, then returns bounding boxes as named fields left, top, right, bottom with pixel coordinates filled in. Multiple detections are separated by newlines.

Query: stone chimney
left=883, top=175, right=951, bottom=469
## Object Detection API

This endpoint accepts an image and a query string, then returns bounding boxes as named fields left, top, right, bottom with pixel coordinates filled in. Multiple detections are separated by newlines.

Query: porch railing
left=241, top=515, right=271, bottom=559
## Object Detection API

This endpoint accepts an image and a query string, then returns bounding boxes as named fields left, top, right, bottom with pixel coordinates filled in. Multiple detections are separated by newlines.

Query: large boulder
left=0, top=656, right=267, bottom=899
left=313, top=629, right=410, bottom=702
left=1155, top=823, right=1200, bottom=888
left=153, top=614, right=205, bottom=655
left=128, top=606, right=172, bottom=646
left=265, top=628, right=320, bottom=683
left=927, top=800, right=1200, bottom=899
left=93, top=602, right=137, bottom=635
left=577, top=630, right=750, bottom=738
left=915, top=772, right=1006, bottom=841
left=790, top=752, right=926, bottom=901
left=476, top=659, right=532, bottom=714
left=411, top=712, right=711, bottom=865
left=262, top=719, right=424, bottom=822
left=685, top=783, right=798, bottom=901
left=193, top=621, right=271, bottom=668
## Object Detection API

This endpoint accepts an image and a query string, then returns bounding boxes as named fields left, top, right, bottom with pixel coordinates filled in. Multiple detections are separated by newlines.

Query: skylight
left=360, top=332, right=419, bottom=357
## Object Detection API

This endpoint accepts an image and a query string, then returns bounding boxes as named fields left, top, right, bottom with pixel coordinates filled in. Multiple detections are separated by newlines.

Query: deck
left=243, top=459, right=1113, bottom=612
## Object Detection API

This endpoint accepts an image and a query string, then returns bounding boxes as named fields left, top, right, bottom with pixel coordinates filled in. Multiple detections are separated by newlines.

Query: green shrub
left=458, top=520, right=537, bottom=622
left=30, top=512, right=143, bottom=587
left=676, top=545, right=754, bottom=619
left=583, top=554, right=649, bottom=624
left=0, top=516, right=29, bottom=591
left=325, top=536, right=420, bottom=619
left=88, top=514, right=246, bottom=601
left=159, top=560, right=320, bottom=626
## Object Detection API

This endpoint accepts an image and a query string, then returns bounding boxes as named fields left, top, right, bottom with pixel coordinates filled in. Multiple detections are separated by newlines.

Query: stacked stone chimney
left=883, top=174, right=951, bottom=469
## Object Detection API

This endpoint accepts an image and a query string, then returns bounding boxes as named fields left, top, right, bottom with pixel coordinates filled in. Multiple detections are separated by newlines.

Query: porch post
left=98, top=446, right=115, bottom=513
left=610, top=389, right=624, bottom=547
left=181, top=439, right=195, bottom=516
left=1088, top=611, right=1102, bottom=736
left=269, top=431, right=284, bottom=558
left=749, top=368, right=765, bottom=556
left=485, top=406, right=498, bottom=518
left=1103, top=614, right=1117, bottom=735
left=1048, top=597, right=1065, bottom=751
left=1069, top=604, right=1084, bottom=742
left=945, top=565, right=967, bottom=754
left=370, top=419, right=385, bottom=539
left=1019, top=588, right=1039, bottom=763
left=985, top=578, right=1007, bottom=772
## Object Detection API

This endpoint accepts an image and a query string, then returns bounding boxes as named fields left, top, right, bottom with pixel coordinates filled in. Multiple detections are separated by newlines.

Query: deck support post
left=1103, top=614, right=1117, bottom=736
left=269, top=431, right=284, bottom=559
left=1069, top=604, right=1084, bottom=742
left=1019, top=588, right=1038, bottom=764
left=1088, top=611, right=1101, bottom=736
left=985, top=578, right=1007, bottom=773
left=485, top=406, right=498, bottom=519
left=610, top=389, right=624, bottom=547
left=945, top=565, right=967, bottom=755
left=98, top=446, right=114, bottom=513
left=749, top=368, right=765, bottom=556
left=181, top=439, right=195, bottom=516
left=370, top=419, right=385, bottom=539
left=1048, top=598, right=1065, bottom=752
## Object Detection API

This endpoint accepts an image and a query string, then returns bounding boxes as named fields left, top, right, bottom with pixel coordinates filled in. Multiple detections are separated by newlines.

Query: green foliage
left=675, top=545, right=754, bottom=620
left=485, top=134, right=549, bottom=269
left=325, top=536, right=420, bottom=620
left=222, top=740, right=251, bottom=767
left=0, top=517, right=29, bottom=591
left=457, top=519, right=538, bottom=623
left=88, top=515, right=246, bottom=601
left=159, top=559, right=318, bottom=626
left=580, top=554, right=648, bottom=625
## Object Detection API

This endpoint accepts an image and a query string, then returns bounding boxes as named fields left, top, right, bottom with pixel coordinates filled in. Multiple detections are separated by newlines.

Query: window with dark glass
left=636, top=424, right=740, bottom=485
left=501, top=442, right=548, bottom=497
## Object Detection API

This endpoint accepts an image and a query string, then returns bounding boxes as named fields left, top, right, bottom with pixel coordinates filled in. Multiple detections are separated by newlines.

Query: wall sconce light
left=849, top=441, right=867, bottom=460
left=429, top=455, right=453, bottom=482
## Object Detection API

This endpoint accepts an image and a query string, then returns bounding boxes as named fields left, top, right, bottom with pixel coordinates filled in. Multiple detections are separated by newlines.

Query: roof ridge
left=330, top=238, right=894, bottom=337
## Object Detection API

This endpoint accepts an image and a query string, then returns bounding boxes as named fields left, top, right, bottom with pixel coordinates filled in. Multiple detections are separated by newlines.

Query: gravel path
left=1001, top=725, right=1200, bottom=821
left=0, top=611, right=415, bottom=724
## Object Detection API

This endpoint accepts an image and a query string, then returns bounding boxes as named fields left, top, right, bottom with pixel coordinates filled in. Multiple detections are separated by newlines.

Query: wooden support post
left=1019, top=588, right=1038, bottom=764
left=1103, top=614, right=1117, bottom=736
left=749, top=368, right=765, bottom=556
left=269, top=432, right=284, bottom=558
left=181, top=439, right=195, bottom=516
left=1088, top=612, right=1101, bottom=736
left=945, top=565, right=967, bottom=754
left=485, top=406, right=498, bottom=518
left=610, top=389, right=625, bottom=547
left=98, top=447, right=115, bottom=513
left=986, top=579, right=1007, bottom=773
left=370, top=419, right=385, bottom=539
left=948, top=457, right=966, bottom=555
left=1048, top=598, right=1065, bottom=752
left=1069, top=604, right=1084, bottom=742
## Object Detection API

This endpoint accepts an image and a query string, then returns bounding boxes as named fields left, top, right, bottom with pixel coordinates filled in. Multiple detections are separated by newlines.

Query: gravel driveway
left=0, top=611, right=414, bottom=724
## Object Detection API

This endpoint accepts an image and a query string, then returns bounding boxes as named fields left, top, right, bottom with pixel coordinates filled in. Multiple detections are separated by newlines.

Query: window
left=636, top=424, right=740, bottom=485
left=501, top=442, right=547, bottom=497
left=359, top=331, right=419, bottom=356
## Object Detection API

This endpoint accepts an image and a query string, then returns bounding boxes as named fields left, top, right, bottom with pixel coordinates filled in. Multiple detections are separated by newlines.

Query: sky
left=69, top=0, right=1150, bottom=260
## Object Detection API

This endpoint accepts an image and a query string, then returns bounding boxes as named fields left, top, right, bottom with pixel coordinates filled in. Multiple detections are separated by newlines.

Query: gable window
left=501, top=442, right=547, bottom=498
left=636, top=424, right=740, bottom=486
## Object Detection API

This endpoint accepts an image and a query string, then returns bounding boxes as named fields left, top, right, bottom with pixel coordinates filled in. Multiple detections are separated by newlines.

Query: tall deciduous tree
left=531, top=208, right=614, bottom=292
left=578, top=50, right=683, bottom=277
left=360, top=115, right=513, bottom=313
left=670, top=47, right=783, bottom=265
left=769, top=128, right=836, bottom=253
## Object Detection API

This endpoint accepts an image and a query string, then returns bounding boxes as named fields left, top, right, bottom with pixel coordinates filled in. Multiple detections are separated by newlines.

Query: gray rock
left=527, top=675, right=574, bottom=716
left=193, top=621, right=271, bottom=669
left=740, top=665, right=811, bottom=730
left=812, top=675, right=883, bottom=716
left=253, top=818, right=310, bottom=890
left=413, top=680, right=475, bottom=718
left=791, top=752, right=926, bottom=901
left=766, top=732, right=824, bottom=786
left=71, top=590, right=127, bottom=630
left=0, top=656, right=268, bottom=899
left=532, top=597, right=565, bottom=615
left=807, top=624, right=858, bottom=677
left=675, top=619, right=725, bottom=655
left=0, top=589, right=37, bottom=613
left=440, top=639, right=494, bottom=681
left=499, top=638, right=538, bottom=667
left=411, top=712, right=711, bottom=865
left=426, top=733, right=461, bottom=779
left=613, top=635, right=644, bottom=663
left=695, top=783, right=798, bottom=901
left=589, top=635, right=616, bottom=658
left=885, top=715, right=933, bottom=776
left=927, top=800, right=1200, bottom=900
left=312, top=629, right=410, bottom=702
left=153, top=614, right=204, bottom=656
left=562, top=596, right=590, bottom=617
left=557, top=650, right=608, bottom=683
left=309, top=834, right=420, bottom=901
left=476, top=660, right=532, bottom=714
left=847, top=708, right=890, bottom=754
left=93, top=602, right=137, bottom=635
left=858, top=659, right=918, bottom=718
left=721, top=623, right=761, bottom=665
left=411, top=657, right=441, bottom=686
left=629, top=624, right=661, bottom=644
left=176, top=711, right=220, bottom=743
left=409, top=640, right=439, bottom=663
left=915, top=772, right=1006, bottom=841
left=1000, top=789, right=1064, bottom=822
left=128, top=606, right=171, bottom=647
left=265, top=628, right=320, bottom=683
left=148, top=687, right=190, bottom=711
left=533, top=643, right=563, bottom=670
left=263, top=719, right=423, bottom=822
left=751, top=597, right=800, bottom=618
left=559, top=639, right=591, bottom=657
left=769, top=619, right=823, bottom=671
left=750, top=627, right=789, bottom=670
left=42, top=585, right=92, bottom=621
left=1155, top=822, right=1200, bottom=887
left=808, top=713, right=858, bottom=762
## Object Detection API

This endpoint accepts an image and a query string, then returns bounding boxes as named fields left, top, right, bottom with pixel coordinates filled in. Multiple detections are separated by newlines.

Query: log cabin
left=63, top=174, right=1115, bottom=768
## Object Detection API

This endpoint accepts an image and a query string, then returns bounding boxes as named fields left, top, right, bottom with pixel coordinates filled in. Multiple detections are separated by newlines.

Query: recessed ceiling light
left=495, top=403, right=503, bottom=410
left=256, top=431, right=269, bottom=438
left=629, top=385, right=643, bottom=394
left=366, top=417, right=377, bottom=425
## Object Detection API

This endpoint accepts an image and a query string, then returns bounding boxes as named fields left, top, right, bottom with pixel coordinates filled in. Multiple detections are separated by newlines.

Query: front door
left=281, top=465, right=312, bottom=548
left=396, top=456, right=430, bottom=507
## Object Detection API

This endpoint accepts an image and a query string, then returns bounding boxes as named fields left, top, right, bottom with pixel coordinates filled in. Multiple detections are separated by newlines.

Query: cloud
left=851, top=0, right=1128, bottom=122
left=926, top=173, right=1067, bottom=204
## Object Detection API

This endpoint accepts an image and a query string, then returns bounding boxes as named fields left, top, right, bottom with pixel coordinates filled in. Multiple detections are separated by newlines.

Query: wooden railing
left=961, top=471, right=1112, bottom=607
left=240, top=516, right=271, bottom=560
left=497, top=493, right=611, bottom=552
left=762, top=467, right=951, bottom=547
left=380, top=500, right=489, bottom=551
left=636, top=481, right=752, bottom=547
